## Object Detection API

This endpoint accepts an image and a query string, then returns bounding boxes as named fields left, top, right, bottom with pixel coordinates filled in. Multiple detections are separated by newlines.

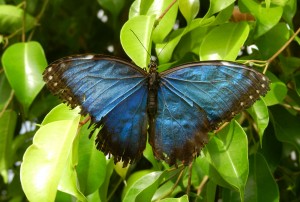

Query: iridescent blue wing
left=150, top=61, right=269, bottom=165
left=43, top=54, right=148, bottom=166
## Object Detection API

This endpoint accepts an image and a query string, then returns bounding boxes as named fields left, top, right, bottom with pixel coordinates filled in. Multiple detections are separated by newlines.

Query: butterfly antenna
left=130, top=29, right=152, bottom=61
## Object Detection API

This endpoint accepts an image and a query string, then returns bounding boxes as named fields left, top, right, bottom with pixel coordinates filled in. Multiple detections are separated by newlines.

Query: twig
left=196, top=175, right=209, bottom=195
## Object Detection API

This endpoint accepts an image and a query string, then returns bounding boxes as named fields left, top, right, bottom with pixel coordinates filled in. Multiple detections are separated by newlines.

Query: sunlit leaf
left=179, top=0, right=199, bottom=23
left=205, top=0, right=235, bottom=17
left=123, top=171, right=164, bottom=202
left=239, top=0, right=283, bottom=38
left=120, top=15, right=155, bottom=68
left=2, top=42, right=47, bottom=113
left=20, top=104, right=80, bottom=201
left=159, top=195, right=189, bottom=202
left=200, top=22, right=249, bottom=61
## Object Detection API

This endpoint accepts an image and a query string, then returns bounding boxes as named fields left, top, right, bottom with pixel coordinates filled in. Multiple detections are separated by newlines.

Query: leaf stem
left=156, top=0, right=177, bottom=25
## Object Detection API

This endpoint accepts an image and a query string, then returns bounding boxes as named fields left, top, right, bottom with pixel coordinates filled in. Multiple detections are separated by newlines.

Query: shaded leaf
left=270, top=105, right=300, bottom=153
left=256, top=23, right=290, bottom=59
left=263, top=72, right=287, bottom=106
left=204, top=121, right=249, bottom=199
left=245, top=154, right=279, bottom=202
left=247, top=99, right=269, bottom=144
left=0, top=110, right=17, bottom=183
left=0, top=5, right=35, bottom=33
left=76, top=124, right=107, bottom=196
left=0, top=74, right=12, bottom=111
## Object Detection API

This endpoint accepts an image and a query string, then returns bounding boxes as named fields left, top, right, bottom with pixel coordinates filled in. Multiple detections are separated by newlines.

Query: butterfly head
left=148, top=60, right=157, bottom=73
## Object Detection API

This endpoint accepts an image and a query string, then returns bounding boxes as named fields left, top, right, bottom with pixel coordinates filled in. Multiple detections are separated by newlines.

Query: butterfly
left=43, top=54, right=270, bottom=166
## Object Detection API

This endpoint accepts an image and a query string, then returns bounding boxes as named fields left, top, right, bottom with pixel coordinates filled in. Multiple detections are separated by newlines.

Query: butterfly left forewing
left=43, top=54, right=149, bottom=166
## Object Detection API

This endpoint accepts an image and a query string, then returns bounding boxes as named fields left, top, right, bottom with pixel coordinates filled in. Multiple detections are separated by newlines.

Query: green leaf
left=239, top=0, right=283, bottom=38
left=196, top=156, right=236, bottom=189
left=179, top=0, right=199, bottom=24
left=200, top=22, right=249, bottom=61
left=123, top=171, right=164, bottom=202
left=270, top=105, right=300, bottom=153
left=2, top=41, right=47, bottom=113
left=143, top=141, right=160, bottom=170
left=152, top=178, right=182, bottom=201
left=206, top=180, right=218, bottom=201
left=99, top=159, right=115, bottom=201
left=245, top=154, right=279, bottom=202
left=247, top=99, right=269, bottom=144
left=97, top=0, right=125, bottom=18
left=20, top=104, right=81, bottom=201
left=279, top=55, right=300, bottom=76
left=77, top=124, right=107, bottom=195
left=295, top=74, right=300, bottom=96
left=122, top=169, right=154, bottom=199
left=204, top=121, right=249, bottom=199
left=0, top=110, right=17, bottom=183
left=130, top=0, right=178, bottom=43
left=209, top=3, right=234, bottom=26
left=0, top=73, right=12, bottom=111
left=156, top=17, right=214, bottom=64
left=41, top=104, right=80, bottom=125
left=263, top=72, right=287, bottom=106
left=205, top=0, right=235, bottom=17
left=129, top=0, right=153, bottom=17
left=0, top=5, right=35, bottom=33
left=57, top=152, right=87, bottom=202
left=159, top=195, right=189, bottom=202
left=152, top=0, right=178, bottom=43
left=120, top=15, right=155, bottom=68
left=281, top=0, right=297, bottom=27
left=256, top=23, right=290, bottom=59
left=174, top=26, right=208, bottom=59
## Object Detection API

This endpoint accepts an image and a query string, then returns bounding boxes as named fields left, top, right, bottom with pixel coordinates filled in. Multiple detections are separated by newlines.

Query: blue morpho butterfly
left=43, top=54, right=270, bottom=166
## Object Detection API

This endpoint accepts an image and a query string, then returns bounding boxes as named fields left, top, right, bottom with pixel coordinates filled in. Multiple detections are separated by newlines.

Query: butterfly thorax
left=147, top=61, right=159, bottom=117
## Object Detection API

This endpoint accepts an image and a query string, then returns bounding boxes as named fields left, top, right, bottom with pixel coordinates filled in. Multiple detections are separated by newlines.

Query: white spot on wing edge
left=84, top=55, right=94, bottom=59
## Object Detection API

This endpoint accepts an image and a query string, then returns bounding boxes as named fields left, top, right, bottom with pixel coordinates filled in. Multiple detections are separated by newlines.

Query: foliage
left=0, top=0, right=300, bottom=201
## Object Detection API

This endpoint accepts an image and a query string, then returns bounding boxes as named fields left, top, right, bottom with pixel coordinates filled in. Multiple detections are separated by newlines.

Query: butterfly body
left=43, top=54, right=270, bottom=166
